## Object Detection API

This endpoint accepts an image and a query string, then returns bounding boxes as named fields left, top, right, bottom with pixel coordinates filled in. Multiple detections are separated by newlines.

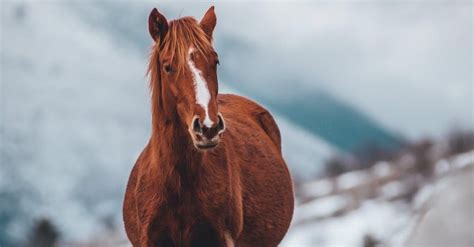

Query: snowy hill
left=282, top=150, right=474, bottom=246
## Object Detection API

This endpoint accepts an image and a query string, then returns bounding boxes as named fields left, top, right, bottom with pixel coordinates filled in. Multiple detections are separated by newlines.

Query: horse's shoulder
left=123, top=144, right=152, bottom=244
left=126, top=144, right=154, bottom=192
left=218, top=94, right=281, bottom=150
left=134, top=144, right=150, bottom=168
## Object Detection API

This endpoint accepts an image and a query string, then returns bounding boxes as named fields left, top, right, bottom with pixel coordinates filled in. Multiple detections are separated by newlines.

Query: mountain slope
left=263, top=91, right=402, bottom=152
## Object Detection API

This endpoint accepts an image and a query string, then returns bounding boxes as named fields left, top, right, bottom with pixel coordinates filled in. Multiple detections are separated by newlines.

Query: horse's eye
left=163, top=64, right=172, bottom=73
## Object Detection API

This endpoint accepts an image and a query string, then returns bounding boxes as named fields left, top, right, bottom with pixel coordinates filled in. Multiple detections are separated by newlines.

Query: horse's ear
left=148, top=8, right=169, bottom=42
left=200, top=6, right=216, bottom=40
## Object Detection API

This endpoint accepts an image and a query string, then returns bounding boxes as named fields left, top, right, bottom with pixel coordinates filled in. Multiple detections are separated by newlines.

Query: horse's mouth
left=196, top=143, right=218, bottom=150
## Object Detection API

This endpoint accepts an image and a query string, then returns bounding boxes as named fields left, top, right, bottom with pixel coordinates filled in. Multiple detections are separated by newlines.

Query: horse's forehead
left=160, top=46, right=214, bottom=62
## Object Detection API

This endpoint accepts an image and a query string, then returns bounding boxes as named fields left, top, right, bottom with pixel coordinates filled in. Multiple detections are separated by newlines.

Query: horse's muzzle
left=190, top=113, right=225, bottom=150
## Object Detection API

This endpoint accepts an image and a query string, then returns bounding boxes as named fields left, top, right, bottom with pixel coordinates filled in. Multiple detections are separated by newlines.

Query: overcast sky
left=211, top=1, right=473, bottom=139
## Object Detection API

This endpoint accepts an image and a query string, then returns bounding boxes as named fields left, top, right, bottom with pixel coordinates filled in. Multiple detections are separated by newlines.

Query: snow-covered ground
left=283, top=199, right=412, bottom=246
left=282, top=150, right=474, bottom=247
left=406, top=164, right=474, bottom=246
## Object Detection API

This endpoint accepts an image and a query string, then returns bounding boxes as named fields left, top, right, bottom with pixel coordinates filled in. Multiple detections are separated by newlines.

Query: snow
left=413, top=185, right=435, bottom=212
left=286, top=151, right=474, bottom=247
left=295, top=195, right=348, bottom=223
left=283, top=200, right=411, bottom=247
left=435, top=150, right=473, bottom=176
left=434, top=159, right=450, bottom=175
left=300, top=178, right=334, bottom=199
left=337, top=170, right=371, bottom=190
left=371, top=161, right=392, bottom=178
left=450, top=150, right=474, bottom=169
left=406, top=165, right=474, bottom=246
left=379, top=181, right=405, bottom=200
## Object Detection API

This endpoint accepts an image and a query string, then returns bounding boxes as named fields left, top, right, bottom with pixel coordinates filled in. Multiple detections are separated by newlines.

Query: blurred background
left=1, top=1, right=472, bottom=246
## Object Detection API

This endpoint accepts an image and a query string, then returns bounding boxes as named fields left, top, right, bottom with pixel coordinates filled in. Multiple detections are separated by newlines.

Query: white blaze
left=187, top=48, right=214, bottom=128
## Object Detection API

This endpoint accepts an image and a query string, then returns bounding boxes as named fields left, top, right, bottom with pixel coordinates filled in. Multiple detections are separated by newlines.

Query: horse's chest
left=138, top=175, right=230, bottom=224
left=164, top=183, right=228, bottom=217
left=152, top=188, right=230, bottom=245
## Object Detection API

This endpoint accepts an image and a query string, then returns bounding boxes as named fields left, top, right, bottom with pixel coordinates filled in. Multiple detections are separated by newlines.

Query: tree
left=26, top=218, right=59, bottom=247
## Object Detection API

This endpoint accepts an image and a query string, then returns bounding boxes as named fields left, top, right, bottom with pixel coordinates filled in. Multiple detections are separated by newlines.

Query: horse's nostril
left=193, top=117, right=203, bottom=134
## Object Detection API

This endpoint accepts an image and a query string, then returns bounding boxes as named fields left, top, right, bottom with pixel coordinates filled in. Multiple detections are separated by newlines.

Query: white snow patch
left=295, top=195, right=348, bottom=222
left=412, top=184, right=435, bottom=210
left=450, top=150, right=474, bottom=169
left=283, top=200, right=411, bottom=247
left=337, top=170, right=371, bottom=190
left=301, top=178, right=335, bottom=198
left=371, top=161, right=392, bottom=178
left=379, top=181, right=405, bottom=200
left=434, top=159, right=450, bottom=175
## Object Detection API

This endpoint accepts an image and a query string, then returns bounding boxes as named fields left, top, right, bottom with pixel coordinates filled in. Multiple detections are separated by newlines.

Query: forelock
left=159, top=17, right=214, bottom=75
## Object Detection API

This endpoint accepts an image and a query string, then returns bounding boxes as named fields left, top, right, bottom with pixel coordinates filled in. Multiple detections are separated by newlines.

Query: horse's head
left=148, top=7, right=225, bottom=151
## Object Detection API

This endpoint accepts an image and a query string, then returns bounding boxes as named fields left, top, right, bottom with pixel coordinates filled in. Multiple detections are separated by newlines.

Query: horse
left=123, top=6, right=294, bottom=247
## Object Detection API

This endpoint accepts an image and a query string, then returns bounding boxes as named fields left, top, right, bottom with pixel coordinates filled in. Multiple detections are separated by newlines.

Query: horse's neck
left=150, top=118, right=204, bottom=186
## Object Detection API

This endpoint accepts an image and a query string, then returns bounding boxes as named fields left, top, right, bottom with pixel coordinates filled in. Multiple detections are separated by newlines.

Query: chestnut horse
left=123, top=6, right=294, bottom=247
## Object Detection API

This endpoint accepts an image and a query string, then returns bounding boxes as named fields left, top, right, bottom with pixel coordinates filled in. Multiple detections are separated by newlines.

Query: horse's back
left=218, top=94, right=294, bottom=246
left=217, top=94, right=282, bottom=150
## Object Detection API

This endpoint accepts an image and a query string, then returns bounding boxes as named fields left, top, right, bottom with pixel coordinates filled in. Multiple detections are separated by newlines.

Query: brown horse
left=123, top=6, right=294, bottom=247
